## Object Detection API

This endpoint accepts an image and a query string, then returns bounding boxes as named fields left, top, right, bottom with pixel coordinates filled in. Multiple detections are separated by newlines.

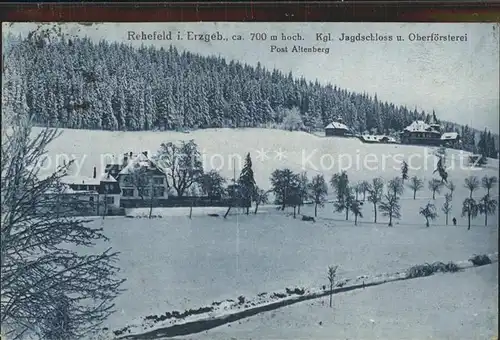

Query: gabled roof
left=361, top=135, right=397, bottom=143
left=403, top=120, right=440, bottom=133
left=99, top=172, right=117, bottom=183
left=325, top=121, right=349, bottom=130
left=45, top=184, right=76, bottom=194
left=105, top=163, right=122, bottom=172
left=118, top=152, right=165, bottom=176
left=440, top=132, right=459, bottom=140
left=379, top=135, right=397, bottom=142
left=61, top=176, right=101, bottom=186
left=45, top=184, right=98, bottom=195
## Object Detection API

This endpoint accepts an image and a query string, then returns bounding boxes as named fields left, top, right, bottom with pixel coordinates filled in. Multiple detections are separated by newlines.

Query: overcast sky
left=4, top=22, right=499, bottom=133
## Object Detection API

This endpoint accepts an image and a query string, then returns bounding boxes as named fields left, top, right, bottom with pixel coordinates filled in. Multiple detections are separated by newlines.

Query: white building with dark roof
left=400, top=115, right=461, bottom=148
left=400, top=119, right=442, bottom=146
left=325, top=118, right=352, bottom=137
left=440, top=132, right=460, bottom=148
left=359, top=134, right=398, bottom=144
left=112, top=151, right=169, bottom=208
left=60, top=168, right=122, bottom=215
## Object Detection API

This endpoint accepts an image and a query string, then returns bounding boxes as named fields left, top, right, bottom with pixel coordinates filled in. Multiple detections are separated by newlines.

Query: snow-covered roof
left=99, top=172, right=117, bottom=183
left=61, top=176, right=101, bottom=186
left=45, top=184, right=75, bottom=194
left=118, top=153, right=164, bottom=175
left=325, top=121, right=349, bottom=130
left=440, top=132, right=459, bottom=140
left=361, top=135, right=397, bottom=142
left=403, top=120, right=440, bottom=133
left=45, top=184, right=98, bottom=195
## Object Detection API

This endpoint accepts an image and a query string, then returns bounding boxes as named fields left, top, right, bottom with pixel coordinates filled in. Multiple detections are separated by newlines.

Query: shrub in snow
left=301, top=215, right=315, bottom=222
left=327, top=265, right=338, bottom=308
left=469, top=254, right=491, bottom=266
left=406, top=261, right=461, bottom=279
left=143, top=306, right=215, bottom=324
left=285, top=287, right=305, bottom=295
left=271, top=292, right=287, bottom=299
left=406, top=264, right=435, bottom=278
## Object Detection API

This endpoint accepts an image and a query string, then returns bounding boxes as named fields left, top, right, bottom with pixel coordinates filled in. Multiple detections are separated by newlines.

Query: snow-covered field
left=176, top=264, right=498, bottom=340
left=88, top=207, right=497, bottom=337
left=35, top=128, right=499, bottom=338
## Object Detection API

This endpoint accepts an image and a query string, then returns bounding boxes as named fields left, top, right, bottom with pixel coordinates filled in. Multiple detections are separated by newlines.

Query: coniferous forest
left=2, top=33, right=498, bottom=158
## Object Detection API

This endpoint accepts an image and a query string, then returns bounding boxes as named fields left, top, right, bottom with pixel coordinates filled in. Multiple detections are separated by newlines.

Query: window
left=89, top=196, right=94, bottom=202
left=141, top=189, right=150, bottom=197
left=122, top=189, right=134, bottom=197
left=153, top=187, right=165, bottom=197
left=153, top=177, right=164, bottom=185
left=106, top=196, right=114, bottom=204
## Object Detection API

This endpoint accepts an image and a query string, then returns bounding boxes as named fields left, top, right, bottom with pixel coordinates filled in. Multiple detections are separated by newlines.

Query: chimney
left=93, top=167, right=97, bottom=179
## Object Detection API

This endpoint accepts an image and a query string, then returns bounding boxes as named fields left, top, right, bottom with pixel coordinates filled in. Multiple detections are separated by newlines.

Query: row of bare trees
left=461, top=175, right=498, bottom=230
left=268, top=164, right=497, bottom=229
left=417, top=175, right=497, bottom=229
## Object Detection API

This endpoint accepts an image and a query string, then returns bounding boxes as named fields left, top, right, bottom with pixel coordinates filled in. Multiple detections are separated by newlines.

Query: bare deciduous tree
left=297, top=172, right=309, bottom=215
left=330, top=171, right=351, bottom=220
left=282, top=107, right=304, bottom=131
left=462, top=197, right=479, bottom=230
left=379, top=193, right=401, bottom=227
left=481, top=175, right=497, bottom=196
left=200, top=170, right=226, bottom=199
left=446, top=180, right=456, bottom=199
left=350, top=200, right=363, bottom=226
left=408, top=176, right=423, bottom=200
left=420, top=202, right=438, bottom=227
left=126, top=165, right=155, bottom=218
left=428, top=178, right=444, bottom=200
left=479, top=194, right=497, bottom=227
left=327, top=265, right=338, bottom=308
left=156, top=140, right=204, bottom=197
left=367, top=178, right=384, bottom=223
left=1, top=120, right=125, bottom=339
left=309, top=174, right=328, bottom=217
left=464, top=176, right=480, bottom=199
left=253, top=187, right=271, bottom=215
left=388, top=177, right=404, bottom=197
left=442, top=193, right=452, bottom=225
left=358, top=180, right=371, bottom=201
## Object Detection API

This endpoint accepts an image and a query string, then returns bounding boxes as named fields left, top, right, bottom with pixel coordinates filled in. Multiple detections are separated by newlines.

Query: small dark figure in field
left=452, top=217, right=457, bottom=226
